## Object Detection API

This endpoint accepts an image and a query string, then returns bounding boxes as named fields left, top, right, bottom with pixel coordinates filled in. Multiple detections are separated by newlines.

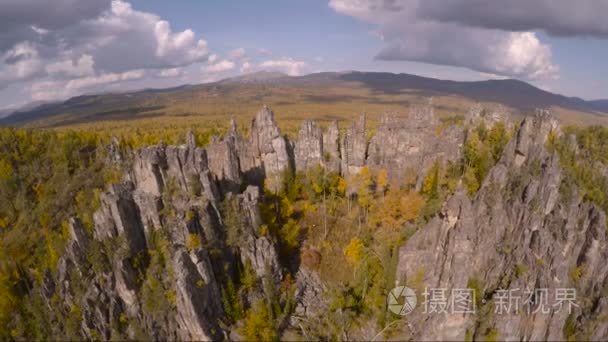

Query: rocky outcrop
left=51, top=103, right=576, bottom=340
left=50, top=122, right=288, bottom=339
left=237, top=186, right=283, bottom=283
left=395, top=111, right=608, bottom=341
left=467, top=103, right=513, bottom=130
left=294, top=120, right=323, bottom=172
left=250, top=106, right=291, bottom=192
left=293, top=268, right=327, bottom=319
left=207, top=136, right=242, bottom=194
left=322, top=121, right=341, bottom=173
left=204, top=107, right=292, bottom=193
left=341, top=114, right=367, bottom=176
left=367, top=105, right=464, bottom=187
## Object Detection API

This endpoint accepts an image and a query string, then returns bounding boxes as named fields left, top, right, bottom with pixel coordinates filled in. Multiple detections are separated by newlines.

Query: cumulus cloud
left=417, top=0, right=608, bottom=38
left=73, top=0, right=209, bottom=72
left=158, top=68, right=183, bottom=78
left=228, top=48, right=247, bottom=60
left=240, top=61, right=253, bottom=74
left=0, top=42, right=44, bottom=85
left=237, top=58, right=308, bottom=76
left=0, top=0, right=210, bottom=101
left=328, top=0, right=582, bottom=79
left=258, top=58, right=308, bottom=76
left=45, top=54, right=95, bottom=77
left=31, top=69, right=145, bottom=101
left=203, top=60, right=236, bottom=73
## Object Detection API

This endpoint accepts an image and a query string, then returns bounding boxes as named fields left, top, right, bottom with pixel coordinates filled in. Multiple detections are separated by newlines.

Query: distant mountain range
left=1, top=71, right=606, bottom=127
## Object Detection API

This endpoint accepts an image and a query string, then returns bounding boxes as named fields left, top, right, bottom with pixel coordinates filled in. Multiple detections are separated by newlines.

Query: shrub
left=185, top=233, right=202, bottom=252
left=344, top=238, right=365, bottom=266
left=241, top=300, right=278, bottom=341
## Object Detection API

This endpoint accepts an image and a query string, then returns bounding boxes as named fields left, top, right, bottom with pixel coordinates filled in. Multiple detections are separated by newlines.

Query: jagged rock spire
left=323, top=120, right=341, bottom=173
left=509, top=108, right=560, bottom=167
left=394, top=106, right=608, bottom=341
left=341, top=114, right=367, bottom=176
left=249, top=105, right=290, bottom=192
left=294, top=120, right=323, bottom=171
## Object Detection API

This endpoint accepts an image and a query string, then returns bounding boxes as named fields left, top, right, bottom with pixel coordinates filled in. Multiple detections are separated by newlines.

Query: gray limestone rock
left=322, top=120, right=341, bottom=173
left=294, top=120, right=323, bottom=172
left=293, top=268, right=327, bottom=319
left=341, top=114, right=367, bottom=177
left=466, top=103, right=513, bottom=130
left=367, top=108, right=464, bottom=187
left=237, top=186, right=283, bottom=283
left=206, top=135, right=242, bottom=193
left=250, top=106, right=291, bottom=192
left=42, top=104, right=608, bottom=341
left=395, top=111, right=608, bottom=341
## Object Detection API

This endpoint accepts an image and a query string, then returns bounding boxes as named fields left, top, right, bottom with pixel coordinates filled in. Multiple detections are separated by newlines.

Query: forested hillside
left=1, top=104, right=608, bottom=340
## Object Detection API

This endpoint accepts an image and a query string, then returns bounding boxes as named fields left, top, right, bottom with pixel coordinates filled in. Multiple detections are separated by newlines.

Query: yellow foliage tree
left=0, top=159, right=12, bottom=181
left=422, top=162, right=440, bottom=199
left=400, top=191, right=425, bottom=222
left=376, top=168, right=389, bottom=197
left=186, top=233, right=202, bottom=252
left=344, top=237, right=365, bottom=266
left=241, top=300, right=278, bottom=341
left=356, top=166, right=374, bottom=212
left=337, top=176, right=347, bottom=196
left=374, top=190, right=425, bottom=231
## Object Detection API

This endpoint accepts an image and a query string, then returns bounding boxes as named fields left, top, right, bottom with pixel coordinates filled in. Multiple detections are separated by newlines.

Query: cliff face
left=45, top=104, right=608, bottom=340
left=52, top=114, right=288, bottom=339
left=396, top=111, right=608, bottom=340
left=367, top=105, right=464, bottom=188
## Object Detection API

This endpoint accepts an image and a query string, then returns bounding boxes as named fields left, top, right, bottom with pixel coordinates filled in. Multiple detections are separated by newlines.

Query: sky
left=1, top=0, right=608, bottom=111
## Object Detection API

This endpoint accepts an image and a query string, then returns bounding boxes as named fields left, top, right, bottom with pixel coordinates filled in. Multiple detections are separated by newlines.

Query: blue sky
left=131, top=0, right=608, bottom=99
left=1, top=0, right=607, bottom=111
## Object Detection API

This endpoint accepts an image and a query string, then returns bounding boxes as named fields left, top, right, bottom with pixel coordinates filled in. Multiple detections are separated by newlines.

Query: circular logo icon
left=388, top=286, right=417, bottom=315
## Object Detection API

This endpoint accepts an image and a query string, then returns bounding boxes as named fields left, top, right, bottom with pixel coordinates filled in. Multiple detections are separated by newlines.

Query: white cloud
left=257, top=48, right=272, bottom=56
left=228, top=47, right=246, bottom=60
left=30, top=26, right=49, bottom=35
left=158, top=68, right=182, bottom=78
left=203, top=60, right=236, bottom=73
left=154, top=21, right=208, bottom=62
left=31, top=69, right=145, bottom=101
left=240, top=61, right=253, bottom=73
left=329, top=0, right=560, bottom=80
left=81, top=0, right=209, bottom=71
left=479, top=72, right=509, bottom=80
left=258, top=58, right=308, bottom=76
left=46, top=54, right=94, bottom=77
left=0, top=42, right=44, bottom=86
left=0, top=0, right=213, bottom=103
left=237, top=58, right=308, bottom=76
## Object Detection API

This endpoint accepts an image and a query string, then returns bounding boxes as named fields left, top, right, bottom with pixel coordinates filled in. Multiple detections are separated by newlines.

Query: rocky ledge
left=46, top=104, right=607, bottom=340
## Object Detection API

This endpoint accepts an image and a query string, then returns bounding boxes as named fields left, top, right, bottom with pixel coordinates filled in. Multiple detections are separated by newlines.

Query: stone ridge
left=396, top=111, right=608, bottom=340
left=202, top=103, right=476, bottom=196
left=48, top=103, right=510, bottom=340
